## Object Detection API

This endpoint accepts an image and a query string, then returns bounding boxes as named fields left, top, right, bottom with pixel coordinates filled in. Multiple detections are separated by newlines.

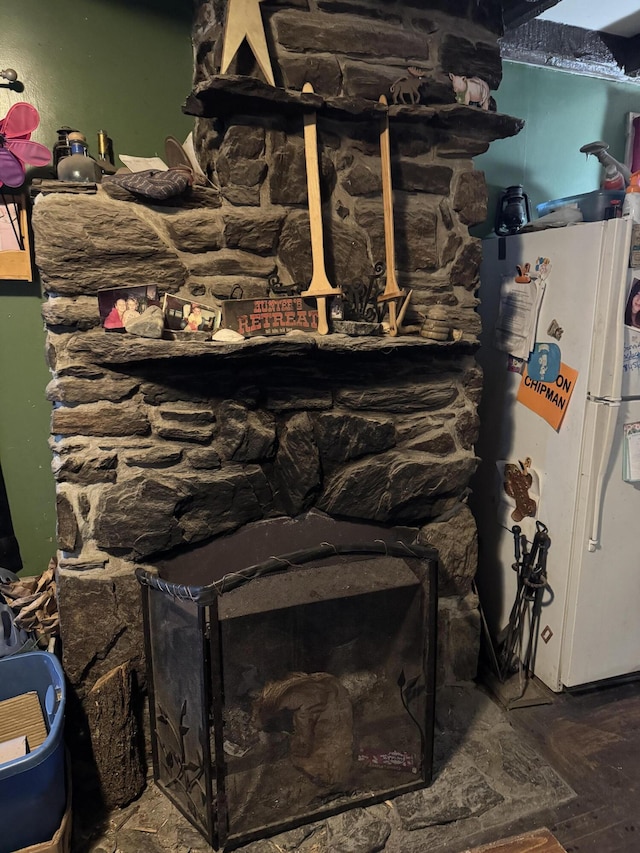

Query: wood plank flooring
left=466, top=678, right=640, bottom=853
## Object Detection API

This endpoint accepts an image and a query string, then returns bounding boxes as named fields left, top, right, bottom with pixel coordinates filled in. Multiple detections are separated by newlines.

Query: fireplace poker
left=377, top=95, right=405, bottom=336
left=499, top=520, right=550, bottom=686
left=301, top=82, right=342, bottom=335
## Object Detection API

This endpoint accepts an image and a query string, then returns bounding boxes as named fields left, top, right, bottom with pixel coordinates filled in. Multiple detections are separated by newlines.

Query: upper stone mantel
left=183, top=75, right=524, bottom=141
left=58, top=327, right=479, bottom=368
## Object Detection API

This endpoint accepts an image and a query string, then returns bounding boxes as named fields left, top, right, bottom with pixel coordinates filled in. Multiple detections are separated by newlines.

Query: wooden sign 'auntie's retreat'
left=221, top=296, right=319, bottom=336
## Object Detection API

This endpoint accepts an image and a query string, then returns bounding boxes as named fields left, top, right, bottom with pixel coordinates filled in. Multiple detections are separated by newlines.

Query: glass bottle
left=56, top=132, right=101, bottom=183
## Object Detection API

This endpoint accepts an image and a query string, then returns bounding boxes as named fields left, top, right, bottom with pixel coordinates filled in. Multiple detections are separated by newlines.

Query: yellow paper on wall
left=517, top=361, right=578, bottom=431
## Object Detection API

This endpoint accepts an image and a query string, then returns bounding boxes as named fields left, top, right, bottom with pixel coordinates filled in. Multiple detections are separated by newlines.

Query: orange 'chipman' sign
left=517, top=361, right=579, bottom=431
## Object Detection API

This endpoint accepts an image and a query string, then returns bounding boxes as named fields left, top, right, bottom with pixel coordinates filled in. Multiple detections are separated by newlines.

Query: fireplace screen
left=137, top=541, right=437, bottom=850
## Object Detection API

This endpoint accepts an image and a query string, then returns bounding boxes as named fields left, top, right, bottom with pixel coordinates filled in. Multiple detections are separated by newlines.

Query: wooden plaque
left=221, top=295, right=319, bottom=337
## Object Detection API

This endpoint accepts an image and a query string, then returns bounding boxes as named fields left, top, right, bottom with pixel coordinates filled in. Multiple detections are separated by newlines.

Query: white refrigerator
left=473, top=217, right=640, bottom=692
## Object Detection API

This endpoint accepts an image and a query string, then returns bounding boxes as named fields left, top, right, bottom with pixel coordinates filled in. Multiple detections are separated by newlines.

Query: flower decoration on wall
left=0, top=102, right=51, bottom=188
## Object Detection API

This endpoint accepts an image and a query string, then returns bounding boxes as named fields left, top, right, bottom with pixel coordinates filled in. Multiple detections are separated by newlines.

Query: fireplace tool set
left=300, top=84, right=409, bottom=336
left=498, top=520, right=551, bottom=690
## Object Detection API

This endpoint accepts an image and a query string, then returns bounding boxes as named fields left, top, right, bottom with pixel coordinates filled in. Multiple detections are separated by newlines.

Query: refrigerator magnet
left=517, top=361, right=579, bottom=431
left=507, top=355, right=525, bottom=374
left=547, top=319, right=563, bottom=340
left=623, top=422, right=640, bottom=482
left=533, top=256, right=552, bottom=281
left=624, top=278, right=640, bottom=329
left=496, top=459, right=540, bottom=531
left=528, top=343, right=561, bottom=383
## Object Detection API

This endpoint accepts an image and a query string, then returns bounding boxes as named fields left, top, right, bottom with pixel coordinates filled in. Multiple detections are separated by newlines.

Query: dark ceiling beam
left=501, top=18, right=640, bottom=83
left=502, top=0, right=562, bottom=30
left=602, top=33, right=640, bottom=76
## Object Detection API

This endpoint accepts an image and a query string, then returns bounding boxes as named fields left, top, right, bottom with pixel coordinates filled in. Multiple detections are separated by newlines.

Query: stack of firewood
left=0, top=558, right=59, bottom=648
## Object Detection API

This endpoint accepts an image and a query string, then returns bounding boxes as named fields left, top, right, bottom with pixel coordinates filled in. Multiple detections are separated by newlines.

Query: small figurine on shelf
left=389, top=67, right=427, bottom=105
left=449, top=73, right=494, bottom=111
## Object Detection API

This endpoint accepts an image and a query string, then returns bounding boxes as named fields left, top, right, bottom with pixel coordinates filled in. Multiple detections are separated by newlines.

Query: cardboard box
left=0, top=691, right=48, bottom=755
left=15, top=758, right=72, bottom=853
left=0, top=735, right=27, bottom=764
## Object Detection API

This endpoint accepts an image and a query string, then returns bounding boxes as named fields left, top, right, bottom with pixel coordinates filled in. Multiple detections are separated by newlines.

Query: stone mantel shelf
left=183, top=75, right=524, bottom=140
left=64, top=328, right=479, bottom=366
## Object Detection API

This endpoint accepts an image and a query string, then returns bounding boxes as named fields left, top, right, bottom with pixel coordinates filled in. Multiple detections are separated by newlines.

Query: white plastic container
left=623, top=188, right=640, bottom=223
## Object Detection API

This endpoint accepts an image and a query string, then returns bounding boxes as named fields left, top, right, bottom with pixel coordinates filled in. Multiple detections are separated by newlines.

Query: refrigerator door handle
left=587, top=398, right=621, bottom=552
left=588, top=218, right=632, bottom=400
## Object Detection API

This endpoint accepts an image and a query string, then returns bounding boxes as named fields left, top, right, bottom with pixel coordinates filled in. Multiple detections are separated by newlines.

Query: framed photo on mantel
left=0, top=193, right=33, bottom=282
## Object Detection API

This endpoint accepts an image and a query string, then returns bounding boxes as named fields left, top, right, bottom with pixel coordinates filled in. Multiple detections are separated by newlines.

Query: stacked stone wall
left=31, top=0, right=519, bottom=806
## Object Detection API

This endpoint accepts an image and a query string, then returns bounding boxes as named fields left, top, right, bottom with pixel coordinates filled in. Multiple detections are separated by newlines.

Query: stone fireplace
left=31, top=0, right=521, bottom=828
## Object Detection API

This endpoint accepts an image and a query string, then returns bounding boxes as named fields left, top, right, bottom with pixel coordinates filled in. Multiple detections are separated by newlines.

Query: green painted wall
left=0, top=0, right=193, bottom=573
left=475, top=61, right=640, bottom=237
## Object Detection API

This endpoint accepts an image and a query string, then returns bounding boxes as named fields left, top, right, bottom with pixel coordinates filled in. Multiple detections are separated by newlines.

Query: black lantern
left=495, top=185, right=532, bottom=236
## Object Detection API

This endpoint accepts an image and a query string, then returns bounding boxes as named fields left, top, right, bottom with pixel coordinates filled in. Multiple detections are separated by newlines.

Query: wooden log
left=86, top=661, right=145, bottom=810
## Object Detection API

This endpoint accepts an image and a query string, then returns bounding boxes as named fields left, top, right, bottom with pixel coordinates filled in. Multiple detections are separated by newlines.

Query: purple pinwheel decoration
left=0, top=102, right=51, bottom=188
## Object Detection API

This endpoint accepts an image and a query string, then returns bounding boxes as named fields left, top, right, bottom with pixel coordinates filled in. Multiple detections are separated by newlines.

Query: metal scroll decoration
left=341, top=262, right=386, bottom=322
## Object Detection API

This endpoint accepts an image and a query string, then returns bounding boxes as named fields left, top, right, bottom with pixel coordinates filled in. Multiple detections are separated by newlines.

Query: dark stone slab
left=273, top=9, right=428, bottom=61
left=318, top=450, right=478, bottom=523
left=453, top=169, right=488, bottom=226
left=216, top=401, right=277, bottom=462
left=396, top=763, right=504, bottom=829
left=325, top=806, right=392, bottom=852
left=42, top=296, right=102, bottom=331
left=47, top=376, right=140, bottom=405
left=268, top=134, right=308, bottom=205
left=57, top=567, right=144, bottom=690
left=313, top=411, right=396, bottom=463
left=395, top=161, right=453, bottom=195
left=440, top=34, right=503, bottom=90
left=33, top=195, right=188, bottom=295
left=52, top=402, right=150, bottom=438
left=164, top=209, right=225, bottom=252
left=52, top=450, right=118, bottom=486
left=184, top=74, right=322, bottom=118
left=279, top=53, right=343, bottom=96
left=273, top=412, right=321, bottom=516
left=224, top=211, right=286, bottom=254
left=93, top=469, right=269, bottom=558
left=56, top=492, right=79, bottom=551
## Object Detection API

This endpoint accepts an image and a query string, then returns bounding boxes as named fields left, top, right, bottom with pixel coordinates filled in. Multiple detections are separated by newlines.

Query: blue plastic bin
left=0, top=652, right=66, bottom=853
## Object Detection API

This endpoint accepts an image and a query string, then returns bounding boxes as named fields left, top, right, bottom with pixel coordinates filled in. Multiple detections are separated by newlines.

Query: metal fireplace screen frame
left=137, top=541, right=438, bottom=850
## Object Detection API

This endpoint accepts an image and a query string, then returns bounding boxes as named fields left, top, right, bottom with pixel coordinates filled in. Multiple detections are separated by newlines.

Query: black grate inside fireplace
left=137, top=539, right=437, bottom=850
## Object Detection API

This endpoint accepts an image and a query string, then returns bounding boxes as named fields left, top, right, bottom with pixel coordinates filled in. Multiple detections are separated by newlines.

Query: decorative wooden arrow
left=301, top=82, right=342, bottom=336
left=377, top=94, right=405, bottom=337
left=220, top=0, right=275, bottom=87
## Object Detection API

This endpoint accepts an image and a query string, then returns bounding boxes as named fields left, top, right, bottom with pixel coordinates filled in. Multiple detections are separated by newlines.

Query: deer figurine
left=389, top=67, right=427, bottom=105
